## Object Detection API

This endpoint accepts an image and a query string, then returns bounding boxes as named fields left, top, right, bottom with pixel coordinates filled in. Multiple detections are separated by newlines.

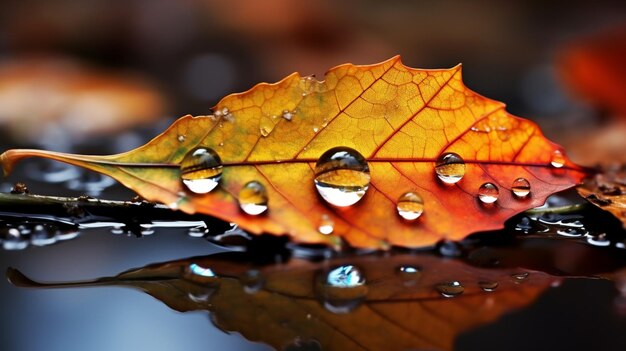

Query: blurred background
left=1, top=1, right=626, bottom=350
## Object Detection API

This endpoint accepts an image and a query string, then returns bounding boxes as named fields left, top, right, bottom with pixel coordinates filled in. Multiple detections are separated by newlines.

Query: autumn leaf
left=577, top=165, right=626, bottom=228
left=7, top=251, right=559, bottom=351
left=0, top=56, right=588, bottom=249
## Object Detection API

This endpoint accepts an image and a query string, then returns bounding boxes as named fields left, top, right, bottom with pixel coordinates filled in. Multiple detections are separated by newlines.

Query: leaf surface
left=0, top=56, right=587, bottom=249
left=577, top=165, right=626, bottom=228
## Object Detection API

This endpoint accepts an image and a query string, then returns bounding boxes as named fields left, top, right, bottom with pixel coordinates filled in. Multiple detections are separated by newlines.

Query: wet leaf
left=577, top=165, right=626, bottom=228
left=7, top=251, right=560, bottom=351
left=0, top=57, right=587, bottom=249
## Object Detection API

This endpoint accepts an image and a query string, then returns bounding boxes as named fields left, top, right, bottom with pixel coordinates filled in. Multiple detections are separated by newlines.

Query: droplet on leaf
left=187, top=263, right=216, bottom=277
left=314, top=147, right=370, bottom=207
left=478, top=183, right=499, bottom=204
left=180, top=147, right=223, bottom=194
left=435, top=152, right=465, bottom=184
left=436, top=281, right=464, bottom=297
left=318, top=214, right=334, bottom=235
left=325, top=265, right=365, bottom=287
left=479, top=281, right=499, bottom=292
left=239, top=181, right=268, bottom=215
left=551, top=150, right=565, bottom=168
left=396, top=191, right=424, bottom=220
left=512, top=178, right=531, bottom=197
left=177, top=135, right=186, bottom=142
left=282, top=110, right=293, bottom=121
left=511, top=272, right=529, bottom=281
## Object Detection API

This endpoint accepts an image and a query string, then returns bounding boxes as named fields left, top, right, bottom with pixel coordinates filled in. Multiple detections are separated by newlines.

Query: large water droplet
left=436, top=281, right=464, bottom=297
left=181, top=147, right=223, bottom=194
left=435, top=153, right=465, bottom=184
left=239, top=181, right=268, bottom=215
left=478, top=183, right=499, bottom=203
left=318, top=265, right=367, bottom=313
left=479, top=281, right=499, bottom=292
left=512, top=178, right=531, bottom=197
left=314, top=147, right=370, bottom=207
left=550, top=150, right=565, bottom=168
left=396, top=192, right=424, bottom=220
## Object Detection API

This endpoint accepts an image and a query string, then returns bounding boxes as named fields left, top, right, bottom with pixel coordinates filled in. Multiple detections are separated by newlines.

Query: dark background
left=1, top=1, right=626, bottom=350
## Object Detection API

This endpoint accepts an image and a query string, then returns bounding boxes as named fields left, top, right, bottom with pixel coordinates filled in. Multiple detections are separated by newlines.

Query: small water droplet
left=511, top=272, right=529, bottom=280
left=616, top=239, right=626, bottom=249
left=111, top=226, right=125, bottom=235
left=478, top=183, right=499, bottom=203
left=587, top=233, right=610, bottom=247
left=188, top=224, right=208, bottom=238
left=187, top=263, right=216, bottom=277
left=2, top=228, right=28, bottom=250
left=260, top=126, right=271, bottom=137
left=397, top=265, right=422, bottom=286
left=435, top=153, right=465, bottom=184
left=515, top=217, right=533, bottom=233
left=30, top=225, right=57, bottom=246
left=512, top=178, right=531, bottom=197
left=313, top=127, right=319, bottom=133
left=282, top=110, right=293, bottom=121
left=177, top=135, right=186, bottom=142
left=238, top=181, right=268, bottom=215
left=180, top=147, right=223, bottom=194
left=326, top=265, right=365, bottom=287
left=551, top=150, right=565, bottom=168
left=479, top=281, right=499, bottom=292
left=314, top=147, right=370, bottom=207
left=318, top=214, right=334, bottom=235
left=242, top=269, right=264, bottom=294
left=436, top=281, right=464, bottom=297
left=556, top=228, right=587, bottom=237
left=438, top=241, right=462, bottom=257
left=396, top=192, right=424, bottom=220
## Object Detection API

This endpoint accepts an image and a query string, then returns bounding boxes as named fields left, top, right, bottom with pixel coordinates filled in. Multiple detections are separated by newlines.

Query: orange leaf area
left=577, top=165, right=626, bottom=228
left=7, top=252, right=557, bottom=351
left=0, top=56, right=587, bottom=249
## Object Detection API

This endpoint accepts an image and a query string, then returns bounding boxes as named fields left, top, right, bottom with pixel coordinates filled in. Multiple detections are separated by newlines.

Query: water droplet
left=188, top=224, right=208, bottom=238
left=260, top=126, right=271, bottom=137
left=478, top=183, right=499, bottom=203
left=177, top=135, right=186, bottom=142
left=435, top=153, right=465, bottom=184
left=242, top=269, right=264, bottom=294
left=556, top=228, right=587, bottom=237
left=438, top=241, right=462, bottom=257
left=318, top=265, right=367, bottom=314
left=30, top=224, right=58, bottom=246
left=314, top=147, right=370, bottom=207
left=512, top=178, right=531, bottom=197
left=436, top=281, right=464, bottom=297
left=111, top=226, right=125, bottom=235
left=318, top=214, right=334, bottom=235
left=238, top=181, right=268, bottom=215
left=313, top=127, right=319, bottom=133
left=396, top=191, right=424, bottom=220
left=188, top=263, right=216, bottom=277
left=180, top=147, right=223, bottom=194
left=511, top=272, right=529, bottom=280
left=326, top=265, right=365, bottom=287
left=2, top=228, right=28, bottom=250
left=551, top=150, right=565, bottom=168
left=282, top=110, right=293, bottom=121
left=397, top=265, right=422, bottom=286
left=587, top=233, right=610, bottom=247
left=479, top=281, right=499, bottom=292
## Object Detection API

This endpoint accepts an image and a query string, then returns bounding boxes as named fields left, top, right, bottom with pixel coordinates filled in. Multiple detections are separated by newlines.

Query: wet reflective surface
left=1, top=187, right=625, bottom=350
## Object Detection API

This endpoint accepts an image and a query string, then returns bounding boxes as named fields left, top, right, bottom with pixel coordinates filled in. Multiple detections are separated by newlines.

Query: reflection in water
left=7, top=233, right=626, bottom=351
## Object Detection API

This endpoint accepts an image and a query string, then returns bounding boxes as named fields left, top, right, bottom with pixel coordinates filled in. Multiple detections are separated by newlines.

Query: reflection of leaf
left=0, top=57, right=587, bottom=249
left=8, top=252, right=560, bottom=351
left=577, top=165, right=626, bottom=228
